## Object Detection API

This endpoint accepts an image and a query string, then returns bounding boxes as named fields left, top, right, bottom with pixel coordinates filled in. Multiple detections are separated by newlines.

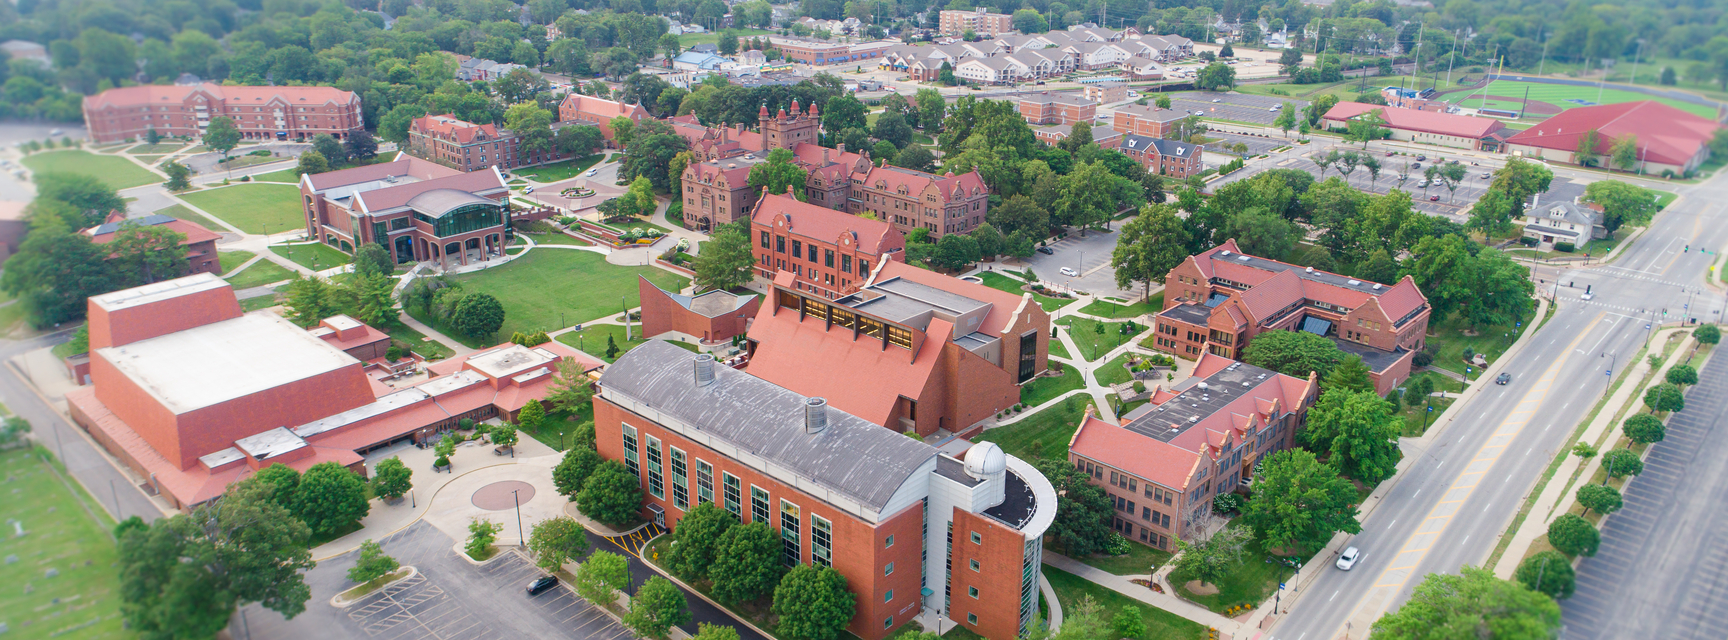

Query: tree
left=347, top=539, right=400, bottom=584
left=1279, top=48, right=1305, bottom=75
left=117, top=479, right=314, bottom=639
left=294, top=461, right=371, bottom=537
left=931, top=233, right=979, bottom=271
left=822, top=94, right=868, bottom=135
left=1051, top=594, right=1106, bottom=640
left=36, top=173, right=125, bottom=227
left=1011, top=8, right=1048, bottom=34
left=1575, top=483, right=1622, bottom=517
left=466, top=518, right=503, bottom=559
left=1155, top=95, right=1172, bottom=110
left=1196, top=61, right=1236, bottom=90
left=872, top=111, right=913, bottom=149
left=203, top=116, right=241, bottom=169
left=1372, top=567, right=1561, bottom=638
left=665, top=502, right=737, bottom=581
left=1055, top=160, right=1124, bottom=233
left=626, top=576, right=691, bottom=639
left=1696, top=324, right=1721, bottom=345
left=1307, top=389, right=1403, bottom=483
left=937, top=62, right=957, bottom=86
left=893, top=145, right=936, bottom=172
left=452, top=292, right=506, bottom=338
left=621, top=119, right=691, bottom=192
left=1547, top=513, right=1600, bottom=557
left=544, top=359, right=596, bottom=415
left=1224, top=208, right=1298, bottom=261
left=1241, top=330, right=1344, bottom=380
left=709, top=522, right=784, bottom=604
left=1346, top=110, right=1390, bottom=147
left=297, top=150, right=330, bottom=176
left=554, top=447, right=604, bottom=499
left=506, top=103, right=555, bottom=158
left=312, top=133, right=346, bottom=167
left=1666, top=364, right=1698, bottom=386
left=163, top=161, right=192, bottom=192
left=1032, top=458, right=1113, bottom=556
left=693, top=222, right=756, bottom=292
left=1324, top=355, right=1374, bottom=394
left=747, top=148, right=809, bottom=200
left=0, top=214, right=115, bottom=327
left=1622, top=414, right=1666, bottom=445
left=612, top=117, right=638, bottom=149
left=1643, top=382, right=1685, bottom=413
left=659, top=33, right=684, bottom=59
left=1170, top=525, right=1251, bottom=588
left=1583, top=180, right=1657, bottom=236
left=109, top=223, right=190, bottom=286
left=1515, top=550, right=1576, bottom=600
left=1240, top=449, right=1362, bottom=554
left=345, top=130, right=379, bottom=163
left=773, top=565, right=856, bottom=640
left=1661, top=66, right=1677, bottom=86
left=990, top=194, right=1051, bottom=239
left=606, top=335, right=621, bottom=359
left=1601, top=448, right=1643, bottom=480
left=693, top=624, right=741, bottom=640
left=353, top=243, right=394, bottom=279
left=1609, top=134, right=1640, bottom=171
left=915, top=88, right=945, bottom=132
left=1220, top=43, right=1236, bottom=58
left=1113, top=606, right=1148, bottom=640
left=371, top=456, right=413, bottom=500
left=576, top=550, right=631, bottom=608
left=578, top=461, right=644, bottom=526
left=1274, top=103, right=1297, bottom=137
left=490, top=422, right=519, bottom=450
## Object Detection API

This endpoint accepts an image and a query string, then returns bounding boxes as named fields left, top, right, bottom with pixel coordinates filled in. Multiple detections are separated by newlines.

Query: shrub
left=1622, top=414, right=1665, bottom=444
left=1696, top=324, right=1721, bottom=345
left=1555, top=242, right=1575, bottom=253
left=1519, top=237, right=1539, bottom=247
left=1600, top=448, right=1643, bottom=478
left=1103, top=533, right=1133, bottom=556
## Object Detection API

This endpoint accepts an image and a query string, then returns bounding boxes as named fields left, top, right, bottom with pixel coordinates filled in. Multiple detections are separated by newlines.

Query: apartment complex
left=939, top=8, right=1015, bottom=36
left=1069, top=353, right=1318, bottom=549
left=1017, top=92, right=1097, bottom=125
left=850, top=165, right=990, bottom=238
left=1118, top=134, right=1204, bottom=178
left=1081, top=82, right=1128, bottom=104
left=557, top=94, right=650, bottom=146
left=82, top=83, right=363, bottom=144
left=880, top=28, right=1190, bottom=83
left=1111, top=103, right=1189, bottom=138
left=746, top=260, right=1049, bottom=437
left=751, top=192, right=905, bottom=300
left=767, top=36, right=891, bottom=65
left=407, top=114, right=577, bottom=173
left=298, top=155, right=511, bottom=267
left=1152, top=241, right=1431, bottom=395
left=594, top=342, right=1055, bottom=640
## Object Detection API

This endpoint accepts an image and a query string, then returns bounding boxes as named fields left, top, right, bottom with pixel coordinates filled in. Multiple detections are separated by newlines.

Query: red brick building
left=407, top=113, right=579, bottom=172
left=674, top=104, right=873, bottom=231
left=637, top=276, right=762, bottom=343
left=82, top=84, right=362, bottom=144
left=745, top=260, right=1049, bottom=437
left=1152, top=241, right=1431, bottom=395
left=66, top=274, right=602, bottom=509
left=1111, top=103, right=1189, bottom=138
left=595, top=341, right=1056, bottom=640
left=299, top=155, right=511, bottom=267
left=1017, top=92, right=1097, bottom=125
left=1069, top=353, right=1318, bottom=548
left=1118, top=134, right=1204, bottom=178
left=557, top=94, right=650, bottom=147
left=751, top=192, right=905, bottom=300
left=850, top=166, right=990, bottom=239
left=84, top=212, right=223, bottom=277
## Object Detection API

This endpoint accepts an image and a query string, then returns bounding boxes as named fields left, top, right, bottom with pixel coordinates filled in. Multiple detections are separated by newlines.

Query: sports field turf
left=1447, top=80, right=1717, bottom=118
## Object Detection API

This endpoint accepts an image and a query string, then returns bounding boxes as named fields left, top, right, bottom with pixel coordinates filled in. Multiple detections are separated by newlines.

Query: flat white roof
left=465, top=344, right=558, bottom=380
left=96, top=313, right=361, bottom=415
left=323, top=315, right=362, bottom=331
left=90, top=272, right=229, bottom=312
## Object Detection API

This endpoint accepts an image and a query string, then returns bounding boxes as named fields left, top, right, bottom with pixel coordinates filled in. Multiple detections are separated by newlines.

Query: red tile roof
left=1070, top=414, right=1201, bottom=489
left=83, top=83, right=358, bottom=111
left=353, top=170, right=507, bottom=212
left=88, top=218, right=220, bottom=247
left=1321, top=102, right=1507, bottom=140
left=1502, top=100, right=1723, bottom=166
left=1375, top=277, right=1428, bottom=323
left=745, top=303, right=947, bottom=426
left=304, top=155, right=461, bottom=191
left=411, top=114, right=501, bottom=144
left=856, top=165, right=988, bottom=201
left=1235, top=268, right=1303, bottom=320
left=752, top=192, right=901, bottom=256
left=559, top=94, right=648, bottom=120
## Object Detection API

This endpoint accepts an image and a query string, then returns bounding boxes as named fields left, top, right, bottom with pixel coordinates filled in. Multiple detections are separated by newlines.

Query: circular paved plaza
left=471, top=480, right=537, bottom=510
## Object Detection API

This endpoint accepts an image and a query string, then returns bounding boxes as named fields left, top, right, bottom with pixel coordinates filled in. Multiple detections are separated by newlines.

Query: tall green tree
left=1031, top=457, right=1113, bottom=556
left=452, top=292, right=506, bottom=338
left=544, top=359, right=596, bottom=415
left=1514, top=550, right=1576, bottom=600
left=347, top=539, right=400, bottom=584
left=747, top=148, right=809, bottom=200
left=1372, top=567, right=1561, bottom=638
left=1574, top=129, right=1602, bottom=166
left=506, top=102, right=556, bottom=157
left=1547, top=513, right=1600, bottom=557
left=578, top=460, right=644, bottom=526
left=709, top=523, right=783, bottom=604
left=1622, top=414, right=1666, bottom=445
left=294, top=461, right=372, bottom=537
left=371, top=456, right=413, bottom=500
left=1643, top=382, right=1685, bottom=413
left=1241, top=330, right=1344, bottom=380
left=35, top=173, right=125, bottom=227
left=576, top=550, right=631, bottom=608
left=1170, top=525, right=1251, bottom=588
left=1582, top=180, right=1657, bottom=236
left=1323, top=355, right=1374, bottom=393
left=1111, top=204, right=1191, bottom=301
left=772, top=565, right=856, bottom=640
left=693, top=221, right=756, bottom=292
left=1240, top=449, right=1362, bottom=554
left=297, top=150, right=330, bottom=177
left=553, top=446, right=604, bottom=498
left=0, top=215, right=118, bottom=327
left=109, top=222, right=190, bottom=286
left=1609, top=134, right=1640, bottom=171
left=626, top=576, right=691, bottom=639
left=1306, top=389, right=1403, bottom=483
left=872, top=111, right=913, bottom=149
left=204, top=116, right=242, bottom=169
left=821, top=94, right=868, bottom=135
left=312, top=134, right=346, bottom=167
left=1575, top=483, right=1622, bottom=517
left=664, top=502, right=737, bottom=581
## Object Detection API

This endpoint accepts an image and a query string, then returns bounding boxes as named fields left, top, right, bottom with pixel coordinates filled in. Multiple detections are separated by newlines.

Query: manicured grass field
left=1020, top=365, right=1084, bottom=407
left=978, top=272, right=1070, bottom=312
left=269, top=242, right=351, bottom=271
left=1446, top=80, right=1717, bottom=118
left=1071, top=541, right=1175, bottom=576
left=250, top=167, right=302, bottom=183
left=523, top=232, right=592, bottom=246
left=511, top=155, right=604, bottom=183
left=1080, top=293, right=1164, bottom=319
left=24, top=150, right=160, bottom=190
left=1043, top=566, right=1208, bottom=640
left=126, top=142, right=184, bottom=154
left=1055, top=317, right=1141, bottom=362
left=1095, top=353, right=1136, bottom=387
left=0, top=447, right=126, bottom=639
left=218, top=250, right=255, bottom=275
left=179, top=183, right=303, bottom=235
left=157, top=203, right=227, bottom=232
left=677, top=28, right=772, bottom=47
left=1048, top=336, right=1071, bottom=359
left=239, top=292, right=283, bottom=312
left=1423, top=311, right=1529, bottom=378
left=554, top=324, right=698, bottom=363
left=418, top=249, right=689, bottom=348
left=975, top=394, right=1096, bottom=461
left=225, top=255, right=298, bottom=290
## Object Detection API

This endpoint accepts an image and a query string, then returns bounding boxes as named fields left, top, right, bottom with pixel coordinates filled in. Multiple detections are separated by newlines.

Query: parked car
left=1416, top=154, right=1427, bottom=161
left=527, top=575, right=558, bottom=596
left=1194, top=110, right=1205, bottom=116
left=1429, top=194, right=1441, bottom=201
left=1059, top=267, right=1079, bottom=277
left=1036, top=246, right=1054, bottom=255
left=523, top=186, right=534, bottom=194
left=1496, top=373, right=1511, bottom=385
left=1211, top=98, right=1222, bottom=103
left=1411, top=162, right=1422, bottom=169
left=585, top=169, right=598, bottom=177
left=1269, top=105, right=1280, bottom=111
left=1481, top=172, right=1492, bottom=179
left=1336, top=547, right=1361, bottom=571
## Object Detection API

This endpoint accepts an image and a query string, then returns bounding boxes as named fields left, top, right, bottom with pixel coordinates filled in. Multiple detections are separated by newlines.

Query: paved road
left=1561, top=344, right=1728, bottom=638
left=1271, top=164, right=1728, bottom=640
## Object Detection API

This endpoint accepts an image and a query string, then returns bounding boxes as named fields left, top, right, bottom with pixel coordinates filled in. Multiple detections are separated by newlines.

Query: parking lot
left=1213, top=140, right=1498, bottom=220
left=1169, top=91, right=1306, bottom=126
left=1014, top=225, right=1134, bottom=301
left=1201, top=131, right=1288, bottom=160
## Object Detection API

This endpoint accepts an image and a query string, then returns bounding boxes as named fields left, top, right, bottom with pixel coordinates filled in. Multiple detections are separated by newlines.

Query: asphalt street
left=1561, top=340, right=1728, bottom=639
left=1270, top=167, right=1728, bottom=640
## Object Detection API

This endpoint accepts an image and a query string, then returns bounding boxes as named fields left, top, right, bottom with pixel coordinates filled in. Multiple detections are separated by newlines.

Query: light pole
left=110, top=479, right=120, bottom=519
left=512, top=488, right=526, bottom=546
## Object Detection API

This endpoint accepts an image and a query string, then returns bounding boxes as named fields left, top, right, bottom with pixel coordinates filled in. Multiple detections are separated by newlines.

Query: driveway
left=180, top=142, right=309, bottom=173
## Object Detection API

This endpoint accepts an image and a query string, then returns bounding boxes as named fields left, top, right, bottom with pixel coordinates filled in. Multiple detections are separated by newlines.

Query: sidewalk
left=1043, top=552, right=1238, bottom=634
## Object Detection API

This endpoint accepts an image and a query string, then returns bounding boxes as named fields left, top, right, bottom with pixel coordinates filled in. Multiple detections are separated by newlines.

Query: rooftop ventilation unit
left=1373, top=283, right=1383, bottom=290
left=1197, top=382, right=1209, bottom=390
left=694, top=353, right=716, bottom=386
left=1220, top=250, right=1231, bottom=256
left=804, top=397, right=829, bottom=434
left=1239, top=255, right=1251, bottom=261
left=1347, top=279, right=1362, bottom=286
left=1305, top=266, right=1314, bottom=273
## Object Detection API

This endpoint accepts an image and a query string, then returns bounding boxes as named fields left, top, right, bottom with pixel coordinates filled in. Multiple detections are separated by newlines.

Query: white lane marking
left=1330, top=590, right=1339, bottom=602
left=1413, top=489, right=1421, bottom=498
left=1462, top=535, right=1469, bottom=545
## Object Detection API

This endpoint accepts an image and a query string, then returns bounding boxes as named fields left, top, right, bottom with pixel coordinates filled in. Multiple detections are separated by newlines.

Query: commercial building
left=940, top=9, right=1015, bottom=36
left=65, top=274, right=602, bottom=509
left=1069, top=353, right=1317, bottom=548
left=1081, top=82, right=1128, bottom=104
left=558, top=94, right=651, bottom=147
left=751, top=192, right=905, bottom=299
left=407, top=114, right=577, bottom=173
left=83, top=213, right=223, bottom=277
left=83, top=83, right=363, bottom=144
left=1502, top=100, right=1724, bottom=175
left=298, top=155, right=513, bottom=267
left=1017, top=92, right=1097, bottom=125
left=595, top=342, right=1054, bottom=640
left=1118, top=134, right=1203, bottom=178
left=746, top=260, right=1049, bottom=437
left=1320, top=102, right=1510, bottom=151
left=1151, top=240, right=1430, bottom=395
left=1111, top=104, right=1190, bottom=138
left=637, top=276, right=762, bottom=344
left=850, top=165, right=990, bottom=238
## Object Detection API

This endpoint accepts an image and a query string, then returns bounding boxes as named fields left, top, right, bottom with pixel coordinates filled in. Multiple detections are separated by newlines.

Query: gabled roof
left=865, top=260, right=1026, bottom=336
left=1503, top=101, right=1722, bottom=166
left=86, top=214, right=221, bottom=246
left=410, top=114, right=500, bottom=144
left=559, top=94, right=649, bottom=120
left=303, top=155, right=460, bottom=192
left=856, top=165, right=987, bottom=201
left=751, top=192, right=899, bottom=255
left=83, top=83, right=359, bottom=110
left=1321, top=102, right=1507, bottom=140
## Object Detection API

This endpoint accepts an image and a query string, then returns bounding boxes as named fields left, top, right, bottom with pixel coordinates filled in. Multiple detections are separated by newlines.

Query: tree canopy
left=1371, top=567, right=1562, bottom=639
left=1241, top=330, right=1345, bottom=381
left=1240, top=449, right=1362, bottom=554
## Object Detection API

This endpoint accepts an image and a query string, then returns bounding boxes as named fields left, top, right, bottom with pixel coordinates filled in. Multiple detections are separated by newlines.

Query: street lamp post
left=512, top=489, right=526, bottom=546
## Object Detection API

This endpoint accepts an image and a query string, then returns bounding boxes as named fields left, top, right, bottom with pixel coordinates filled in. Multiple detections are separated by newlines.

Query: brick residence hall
left=66, top=273, right=602, bottom=509
left=1149, top=240, right=1431, bottom=395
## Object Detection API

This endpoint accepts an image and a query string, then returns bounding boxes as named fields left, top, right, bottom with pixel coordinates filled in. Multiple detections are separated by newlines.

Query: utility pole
left=1629, top=39, right=1646, bottom=86
left=1444, top=29, right=1458, bottom=86
left=1536, top=27, right=1549, bottom=77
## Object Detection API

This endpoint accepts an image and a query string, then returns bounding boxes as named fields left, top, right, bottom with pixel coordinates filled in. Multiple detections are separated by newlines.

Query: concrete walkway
left=1043, top=552, right=1237, bottom=633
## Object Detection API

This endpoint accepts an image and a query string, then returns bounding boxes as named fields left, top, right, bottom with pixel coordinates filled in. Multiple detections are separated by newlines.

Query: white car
left=1211, top=98, right=1222, bottom=103
left=1336, top=546, right=1361, bottom=571
left=585, top=169, right=598, bottom=177
left=1581, top=292, right=1594, bottom=301
left=1059, top=267, right=1079, bottom=277
left=523, top=186, right=534, bottom=194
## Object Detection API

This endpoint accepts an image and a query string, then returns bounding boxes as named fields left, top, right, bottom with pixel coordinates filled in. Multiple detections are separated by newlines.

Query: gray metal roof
left=838, top=276, right=991, bottom=325
left=1207, top=250, right=1391, bottom=296
left=1122, top=359, right=1281, bottom=443
left=599, top=341, right=938, bottom=511
left=405, top=188, right=496, bottom=218
left=1158, top=302, right=1211, bottom=325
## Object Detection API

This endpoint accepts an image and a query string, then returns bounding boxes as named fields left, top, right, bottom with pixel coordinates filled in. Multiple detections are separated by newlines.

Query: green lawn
left=512, top=155, right=605, bottom=183
left=1423, top=311, right=1529, bottom=378
left=554, top=324, right=698, bottom=363
left=24, top=150, right=160, bottom=190
left=978, top=272, right=1070, bottom=311
left=1056, top=317, right=1141, bottom=362
left=1095, top=353, right=1136, bottom=387
left=250, top=167, right=302, bottom=183
left=1170, top=523, right=1301, bottom=614
left=126, top=142, right=184, bottom=154
left=975, top=394, right=1096, bottom=461
left=415, top=249, right=689, bottom=348
left=225, top=256, right=298, bottom=290
left=1081, top=293, right=1164, bottom=319
left=677, top=28, right=773, bottom=47
left=1020, top=365, right=1084, bottom=407
left=602, top=215, right=675, bottom=238
left=218, top=249, right=256, bottom=275
left=157, top=203, right=227, bottom=232
left=524, top=231, right=592, bottom=246
left=0, top=448, right=126, bottom=639
left=1444, top=79, right=1717, bottom=118
left=1394, top=370, right=1465, bottom=437
left=381, top=320, right=455, bottom=361
left=1048, top=336, right=1071, bottom=360
left=270, top=242, right=351, bottom=271
left=1071, top=542, right=1175, bottom=576
left=178, top=183, right=303, bottom=235
left=240, top=292, right=283, bottom=312
left=1043, top=566, right=1208, bottom=640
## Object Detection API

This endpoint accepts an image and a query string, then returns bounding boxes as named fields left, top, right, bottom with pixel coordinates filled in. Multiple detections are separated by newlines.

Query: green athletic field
left=1446, top=80, right=1717, bottom=118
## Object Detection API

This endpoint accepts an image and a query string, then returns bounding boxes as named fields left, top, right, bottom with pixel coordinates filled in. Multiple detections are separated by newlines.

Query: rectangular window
left=831, top=308, right=855, bottom=330
left=969, top=586, right=979, bottom=598
left=887, top=325, right=914, bottom=349
left=812, top=515, right=832, bottom=567
left=860, top=259, right=869, bottom=274
left=968, top=613, right=978, bottom=625
left=970, top=559, right=980, bottom=572
left=723, top=473, right=742, bottom=519
left=696, top=459, right=714, bottom=504
left=645, top=436, right=664, bottom=499
left=971, top=531, right=982, bottom=544
left=885, top=562, right=895, bottom=575
left=776, top=235, right=785, bottom=253
left=780, top=500, right=802, bottom=566
left=792, top=239, right=802, bottom=258
left=842, top=255, right=852, bottom=273
left=670, top=447, right=689, bottom=510
left=807, top=244, right=818, bottom=262
left=885, top=590, right=894, bottom=602
left=886, top=534, right=895, bottom=548
left=622, top=424, right=640, bottom=478
left=824, top=249, right=834, bottom=267
left=760, top=230, right=771, bottom=248
left=802, top=297, right=830, bottom=322
left=752, top=486, right=771, bottom=524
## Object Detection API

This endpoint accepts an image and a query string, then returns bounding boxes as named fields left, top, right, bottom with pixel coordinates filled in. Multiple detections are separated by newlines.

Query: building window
left=824, top=249, right=834, bottom=267
left=968, top=614, right=978, bottom=625
left=860, top=259, right=869, bottom=274
left=780, top=499, right=802, bottom=566
left=645, top=436, right=664, bottom=499
left=971, top=531, right=982, bottom=544
left=812, top=515, right=832, bottom=567
left=969, top=586, right=979, bottom=598
left=669, top=447, right=689, bottom=510
left=723, top=473, right=742, bottom=520
left=792, top=239, right=802, bottom=258
left=885, top=562, right=895, bottom=576
left=885, top=590, right=894, bottom=603
left=842, top=255, right=852, bottom=273
left=622, top=424, right=640, bottom=478
left=776, top=235, right=785, bottom=253
left=885, top=534, right=895, bottom=548
left=752, top=486, right=771, bottom=524
left=696, top=459, right=714, bottom=504
left=970, top=559, right=980, bottom=572
left=887, top=325, right=913, bottom=349
left=760, top=231, right=771, bottom=248
left=884, top=617, right=894, bottom=630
